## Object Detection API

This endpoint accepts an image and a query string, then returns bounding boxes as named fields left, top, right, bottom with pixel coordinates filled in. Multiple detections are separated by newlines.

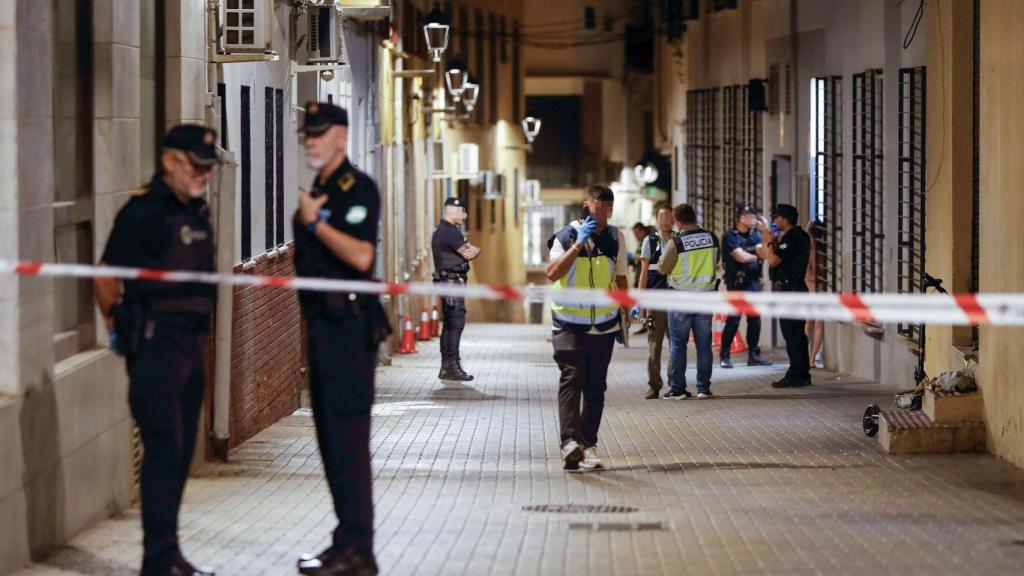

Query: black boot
left=748, top=349, right=774, bottom=366
left=452, top=358, right=474, bottom=382
left=720, top=355, right=734, bottom=369
left=438, top=358, right=458, bottom=380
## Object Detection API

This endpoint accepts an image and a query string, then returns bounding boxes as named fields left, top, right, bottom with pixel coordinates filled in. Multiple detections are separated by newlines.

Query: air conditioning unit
left=458, top=143, right=479, bottom=176
left=482, top=171, right=506, bottom=199
left=221, top=0, right=273, bottom=53
left=307, top=7, right=342, bottom=63
left=428, top=139, right=448, bottom=177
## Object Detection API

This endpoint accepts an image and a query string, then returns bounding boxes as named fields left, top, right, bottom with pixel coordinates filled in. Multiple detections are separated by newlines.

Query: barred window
left=851, top=70, right=884, bottom=293
left=685, top=88, right=720, bottom=230
left=897, top=67, right=927, bottom=340
left=810, top=76, right=843, bottom=292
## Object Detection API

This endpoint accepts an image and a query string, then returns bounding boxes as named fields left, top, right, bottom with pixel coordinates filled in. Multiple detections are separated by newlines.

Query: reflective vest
left=668, top=229, right=719, bottom=292
left=644, top=232, right=672, bottom=289
left=548, top=223, right=621, bottom=332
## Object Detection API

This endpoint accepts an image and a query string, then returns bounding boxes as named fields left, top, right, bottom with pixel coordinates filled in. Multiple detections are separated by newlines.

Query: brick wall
left=229, top=245, right=306, bottom=447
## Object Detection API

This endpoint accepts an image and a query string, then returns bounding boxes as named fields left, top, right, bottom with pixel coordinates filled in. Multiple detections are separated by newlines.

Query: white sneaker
left=561, top=440, right=584, bottom=471
left=580, top=447, right=604, bottom=470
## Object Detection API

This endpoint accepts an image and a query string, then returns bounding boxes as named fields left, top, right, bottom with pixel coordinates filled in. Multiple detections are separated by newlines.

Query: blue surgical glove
left=630, top=305, right=641, bottom=320
left=108, top=329, right=125, bottom=357
left=577, top=216, right=597, bottom=245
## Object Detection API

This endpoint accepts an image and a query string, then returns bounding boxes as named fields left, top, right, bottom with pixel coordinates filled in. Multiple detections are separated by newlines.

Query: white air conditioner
left=307, top=7, right=342, bottom=63
left=458, top=143, right=479, bottom=176
left=428, top=139, right=448, bottom=176
left=483, top=171, right=506, bottom=199
left=221, top=0, right=273, bottom=53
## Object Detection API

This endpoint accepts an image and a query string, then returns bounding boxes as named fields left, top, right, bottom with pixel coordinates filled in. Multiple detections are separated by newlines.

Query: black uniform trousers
left=440, top=295, right=467, bottom=362
left=777, top=285, right=811, bottom=381
left=552, top=330, right=616, bottom=448
left=720, top=281, right=763, bottom=357
left=126, top=319, right=206, bottom=576
left=306, top=313, right=376, bottom=553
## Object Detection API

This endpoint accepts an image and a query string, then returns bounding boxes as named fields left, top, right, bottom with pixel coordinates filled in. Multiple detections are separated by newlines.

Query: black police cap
left=300, top=101, right=349, bottom=135
left=162, top=124, right=220, bottom=167
left=771, top=203, right=800, bottom=225
left=444, top=197, right=465, bottom=210
left=736, top=204, right=759, bottom=218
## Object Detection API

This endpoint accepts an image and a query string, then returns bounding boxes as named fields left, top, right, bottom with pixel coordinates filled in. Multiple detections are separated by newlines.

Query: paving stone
left=15, top=324, right=1024, bottom=575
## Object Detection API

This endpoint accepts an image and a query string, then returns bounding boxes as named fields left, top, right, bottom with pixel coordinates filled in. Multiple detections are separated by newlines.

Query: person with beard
left=292, top=102, right=388, bottom=576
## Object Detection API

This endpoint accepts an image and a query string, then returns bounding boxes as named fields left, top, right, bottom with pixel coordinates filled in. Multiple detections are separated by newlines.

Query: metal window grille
left=241, top=85, right=252, bottom=261
left=275, top=88, right=285, bottom=247
left=745, top=93, right=763, bottom=211
left=264, top=87, right=274, bottom=252
left=971, top=0, right=980, bottom=347
left=722, top=86, right=737, bottom=236
left=685, top=88, right=720, bottom=229
left=811, top=76, right=843, bottom=292
left=851, top=70, right=884, bottom=293
left=897, top=67, right=927, bottom=340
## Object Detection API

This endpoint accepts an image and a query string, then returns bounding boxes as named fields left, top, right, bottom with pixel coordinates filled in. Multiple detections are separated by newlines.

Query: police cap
left=771, top=203, right=800, bottom=225
left=162, top=124, right=220, bottom=167
left=300, top=101, right=349, bottom=135
left=735, top=204, right=759, bottom=219
left=444, top=197, right=465, bottom=210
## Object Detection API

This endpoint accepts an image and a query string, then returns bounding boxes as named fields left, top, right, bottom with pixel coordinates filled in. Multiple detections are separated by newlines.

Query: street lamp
left=462, top=80, right=480, bottom=112
left=446, top=63, right=468, bottom=102
left=634, top=163, right=659, bottom=185
left=423, top=5, right=450, bottom=63
left=522, top=116, right=542, bottom=143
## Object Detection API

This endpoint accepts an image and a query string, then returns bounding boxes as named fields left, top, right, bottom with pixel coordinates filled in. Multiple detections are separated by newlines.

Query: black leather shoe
left=453, top=359, right=474, bottom=381
left=644, top=388, right=661, bottom=400
left=720, top=356, right=734, bottom=369
left=298, top=547, right=378, bottom=576
left=747, top=353, right=774, bottom=366
left=167, top=557, right=215, bottom=576
left=771, top=377, right=811, bottom=389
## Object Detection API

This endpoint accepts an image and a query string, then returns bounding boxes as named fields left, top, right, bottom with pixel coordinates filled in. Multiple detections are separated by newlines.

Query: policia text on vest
left=545, top=185, right=629, bottom=472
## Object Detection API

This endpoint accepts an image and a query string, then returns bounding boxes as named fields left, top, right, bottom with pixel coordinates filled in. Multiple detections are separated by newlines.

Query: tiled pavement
left=18, top=323, right=1024, bottom=575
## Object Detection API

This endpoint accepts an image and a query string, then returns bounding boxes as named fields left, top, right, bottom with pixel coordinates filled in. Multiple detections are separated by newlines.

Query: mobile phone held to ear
left=306, top=186, right=325, bottom=199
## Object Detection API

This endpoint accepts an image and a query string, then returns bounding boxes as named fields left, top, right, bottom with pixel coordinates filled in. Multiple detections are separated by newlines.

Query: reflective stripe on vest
left=668, top=231, right=718, bottom=292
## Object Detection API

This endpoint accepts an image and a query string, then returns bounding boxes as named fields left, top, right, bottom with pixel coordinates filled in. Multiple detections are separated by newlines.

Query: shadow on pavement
left=39, top=546, right=135, bottom=576
left=429, top=383, right=504, bottom=402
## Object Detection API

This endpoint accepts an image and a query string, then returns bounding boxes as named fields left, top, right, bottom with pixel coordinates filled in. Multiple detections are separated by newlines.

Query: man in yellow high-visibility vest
left=658, top=203, right=721, bottom=399
left=545, top=184, right=629, bottom=472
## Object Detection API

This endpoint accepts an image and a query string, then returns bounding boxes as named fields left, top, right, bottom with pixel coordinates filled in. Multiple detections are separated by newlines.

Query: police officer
left=431, top=197, right=481, bottom=382
left=546, top=184, right=629, bottom=472
left=720, top=205, right=774, bottom=368
left=757, top=203, right=812, bottom=388
left=634, top=204, right=676, bottom=399
left=94, top=125, right=219, bottom=576
left=658, top=203, right=721, bottom=399
left=293, top=102, right=387, bottom=576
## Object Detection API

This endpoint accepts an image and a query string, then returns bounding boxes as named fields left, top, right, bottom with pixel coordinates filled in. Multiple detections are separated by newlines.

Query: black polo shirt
left=722, top=227, right=764, bottom=287
left=101, top=173, right=216, bottom=307
left=769, top=226, right=811, bottom=291
left=432, top=219, right=469, bottom=274
left=293, top=159, right=381, bottom=309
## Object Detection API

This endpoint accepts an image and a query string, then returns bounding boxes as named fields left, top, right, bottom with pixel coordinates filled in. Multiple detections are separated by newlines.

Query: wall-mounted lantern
left=634, top=163, right=659, bottom=186
left=423, top=4, right=450, bottom=63
left=445, top=63, right=468, bottom=102
left=522, top=116, right=542, bottom=143
left=461, top=81, right=480, bottom=112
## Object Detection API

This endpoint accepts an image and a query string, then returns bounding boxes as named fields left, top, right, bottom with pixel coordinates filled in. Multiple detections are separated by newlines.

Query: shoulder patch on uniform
left=345, top=205, right=368, bottom=225
left=339, top=173, right=356, bottom=192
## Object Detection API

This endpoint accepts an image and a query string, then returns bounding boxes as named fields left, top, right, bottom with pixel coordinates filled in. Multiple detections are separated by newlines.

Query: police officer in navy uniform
left=431, top=197, right=481, bottom=382
left=94, top=125, right=220, bottom=576
left=757, top=203, right=812, bottom=388
left=720, top=205, right=774, bottom=369
left=293, top=102, right=387, bottom=576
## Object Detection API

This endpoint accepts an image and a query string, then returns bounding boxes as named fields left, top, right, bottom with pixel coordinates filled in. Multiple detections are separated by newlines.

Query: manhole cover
left=522, top=504, right=638, bottom=514
left=569, top=522, right=666, bottom=532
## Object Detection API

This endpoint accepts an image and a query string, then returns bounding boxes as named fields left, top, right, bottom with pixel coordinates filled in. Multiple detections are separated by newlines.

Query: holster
left=323, top=292, right=393, bottom=349
left=111, top=301, right=148, bottom=356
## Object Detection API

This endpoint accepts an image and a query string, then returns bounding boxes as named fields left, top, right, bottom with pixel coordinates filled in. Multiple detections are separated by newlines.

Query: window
left=685, top=89, right=720, bottom=230
left=264, top=87, right=274, bottom=252
left=53, top=0, right=95, bottom=361
left=851, top=69, right=884, bottom=293
left=474, top=9, right=485, bottom=124
left=275, top=88, right=285, bottom=247
left=525, top=96, right=582, bottom=187
left=500, top=17, right=508, bottom=63
left=241, top=85, right=252, bottom=261
left=897, top=67, right=927, bottom=339
left=971, top=0, right=980, bottom=347
left=810, top=76, right=842, bottom=292
left=223, top=0, right=267, bottom=49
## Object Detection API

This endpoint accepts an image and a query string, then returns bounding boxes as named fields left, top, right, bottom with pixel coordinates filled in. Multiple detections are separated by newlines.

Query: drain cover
left=522, top=504, right=638, bottom=514
left=569, top=522, right=666, bottom=532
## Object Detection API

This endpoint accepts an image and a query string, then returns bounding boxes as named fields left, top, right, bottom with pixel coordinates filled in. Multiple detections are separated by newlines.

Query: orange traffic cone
left=417, top=307, right=432, bottom=341
left=397, top=316, right=418, bottom=354
left=431, top=305, right=440, bottom=337
left=711, top=313, right=747, bottom=354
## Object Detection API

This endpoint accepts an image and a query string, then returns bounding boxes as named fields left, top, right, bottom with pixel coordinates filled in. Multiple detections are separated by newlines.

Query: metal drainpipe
left=206, top=0, right=233, bottom=461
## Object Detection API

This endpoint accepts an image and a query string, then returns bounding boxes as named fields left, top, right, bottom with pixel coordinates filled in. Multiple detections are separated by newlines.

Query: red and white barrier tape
left=2, top=260, right=1022, bottom=326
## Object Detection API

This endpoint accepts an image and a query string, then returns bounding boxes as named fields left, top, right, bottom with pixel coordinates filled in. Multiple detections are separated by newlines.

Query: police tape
left=2, top=259, right=1023, bottom=326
